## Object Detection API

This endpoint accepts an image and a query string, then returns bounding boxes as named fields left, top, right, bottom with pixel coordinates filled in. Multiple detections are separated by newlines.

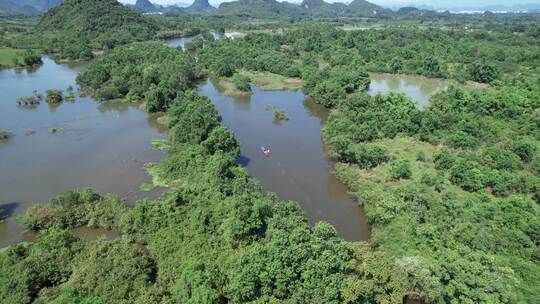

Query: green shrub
left=347, top=144, right=390, bottom=169
left=449, top=159, right=486, bottom=192
left=233, top=74, right=251, bottom=92
left=390, top=160, right=412, bottom=180
left=511, top=139, right=537, bottom=163
left=273, top=109, right=289, bottom=121
left=416, top=150, right=428, bottom=162
left=45, top=90, right=63, bottom=104
left=468, top=60, right=500, bottom=83
left=434, top=148, right=455, bottom=170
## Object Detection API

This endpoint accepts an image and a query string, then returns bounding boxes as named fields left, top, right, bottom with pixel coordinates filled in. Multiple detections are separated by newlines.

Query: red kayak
left=261, top=146, right=271, bottom=157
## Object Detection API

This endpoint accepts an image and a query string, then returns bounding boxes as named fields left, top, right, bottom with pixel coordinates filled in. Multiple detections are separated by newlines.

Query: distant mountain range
left=216, top=0, right=387, bottom=18
left=0, top=0, right=62, bottom=15
left=389, top=2, right=540, bottom=13
left=2, top=0, right=538, bottom=17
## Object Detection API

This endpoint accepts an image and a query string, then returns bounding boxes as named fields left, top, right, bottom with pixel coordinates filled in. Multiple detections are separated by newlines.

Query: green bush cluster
left=77, top=43, right=202, bottom=112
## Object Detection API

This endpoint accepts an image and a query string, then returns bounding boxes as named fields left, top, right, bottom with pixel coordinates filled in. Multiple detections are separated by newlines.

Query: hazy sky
left=119, top=0, right=540, bottom=8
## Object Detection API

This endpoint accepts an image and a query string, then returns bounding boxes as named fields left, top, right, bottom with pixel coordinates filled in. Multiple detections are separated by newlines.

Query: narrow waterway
left=199, top=80, right=371, bottom=241
left=199, top=72, right=451, bottom=241
left=0, top=57, right=166, bottom=247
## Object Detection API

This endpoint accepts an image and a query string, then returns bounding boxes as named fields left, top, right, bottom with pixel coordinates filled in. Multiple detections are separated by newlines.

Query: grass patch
left=139, top=183, right=155, bottom=192
left=156, top=114, right=169, bottom=126
left=151, top=138, right=169, bottom=151
left=238, top=70, right=302, bottom=90
left=143, top=162, right=169, bottom=188
left=0, top=48, right=21, bottom=67
left=215, top=77, right=252, bottom=97
left=334, top=135, right=469, bottom=202
left=216, top=70, right=302, bottom=96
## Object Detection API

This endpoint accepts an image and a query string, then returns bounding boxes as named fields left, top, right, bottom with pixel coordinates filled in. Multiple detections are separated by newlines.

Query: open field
left=0, top=48, right=20, bottom=66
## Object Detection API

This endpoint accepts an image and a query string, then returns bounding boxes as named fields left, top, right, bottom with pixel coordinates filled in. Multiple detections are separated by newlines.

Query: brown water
left=199, top=80, right=371, bottom=241
left=369, top=73, right=452, bottom=109
left=0, top=57, right=166, bottom=247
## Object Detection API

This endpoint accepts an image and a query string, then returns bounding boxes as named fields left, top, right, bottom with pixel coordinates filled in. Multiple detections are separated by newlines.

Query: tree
left=233, top=74, right=251, bottom=92
left=45, top=90, right=63, bottom=104
left=469, top=60, right=500, bottom=83
left=390, top=159, right=412, bottom=180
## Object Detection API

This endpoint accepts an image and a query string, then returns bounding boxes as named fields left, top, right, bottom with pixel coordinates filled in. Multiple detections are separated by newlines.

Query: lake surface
left=199, top=80, right=371, bottom=241
left=0, top=57, right=166, bottom=247
left=368, top=72, right=452, bottom=109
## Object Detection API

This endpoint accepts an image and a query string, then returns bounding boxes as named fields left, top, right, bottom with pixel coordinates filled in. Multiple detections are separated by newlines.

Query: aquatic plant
left=16, top=96, right=40, bottom=106
left=45, top=89, right=64, bottom=103
left=151, top=138, right=169, bottom=151
left=0, top=130, right=13, bottom=140
left=139, top=183, right=154, bottom=192
left=273, top=108, right=289, bottom=121
left=65, top=85, right=76, bottom=101
left=48, top=127, right=64, bottom=133
left=24, top=129, right=36, bottom=136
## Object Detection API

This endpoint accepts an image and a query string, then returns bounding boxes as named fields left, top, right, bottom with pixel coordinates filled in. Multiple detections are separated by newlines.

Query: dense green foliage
left=323, top=49, right=540, bottom=304
left=44, top=89, right=63, bottom=103
left=77, top=43, right=201, bottom=112
left=32, top=0, right=159, bottom=58
left=2, top=13, right=540, bottom=304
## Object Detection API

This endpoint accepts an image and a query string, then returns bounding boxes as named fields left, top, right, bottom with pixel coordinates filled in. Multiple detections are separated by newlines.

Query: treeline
left=200, top=23, right=540, bottom=85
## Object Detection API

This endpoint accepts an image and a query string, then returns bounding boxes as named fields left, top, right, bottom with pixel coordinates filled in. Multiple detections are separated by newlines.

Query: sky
left=119, top=0, right=540, bottom=9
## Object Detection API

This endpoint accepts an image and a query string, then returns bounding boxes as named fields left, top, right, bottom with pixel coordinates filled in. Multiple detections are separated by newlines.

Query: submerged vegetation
left=273, top=108, right=289, bottom=121
left=1, top=2, right=540, bottom=303
left=45, top=90, right=63, bottom=104
left=0, top=130, right=13, bottom=140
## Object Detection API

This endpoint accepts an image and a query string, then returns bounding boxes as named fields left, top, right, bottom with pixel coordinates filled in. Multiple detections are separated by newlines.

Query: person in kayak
left=261, top=146, right=271, bottom=156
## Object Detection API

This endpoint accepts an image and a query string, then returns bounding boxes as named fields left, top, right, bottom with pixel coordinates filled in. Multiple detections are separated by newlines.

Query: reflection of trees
left=233, top=94, right=251, bottom=112
left=303, top=97, right=329, bottom=124
left=147, top=113, right=168, bottom=134
left=46, top=101, right=62, bottom=113
left=97, top=100, right=131, bottom=114
left=16, top=104, right=39, bottom=111
left=208, top=78, right=252, bottom=111
left=387, top=76, right=401, bottom=90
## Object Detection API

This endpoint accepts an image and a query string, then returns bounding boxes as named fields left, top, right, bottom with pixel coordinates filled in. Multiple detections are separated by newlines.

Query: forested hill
left=214, top=0, right=387, bottom=18
left=131, top=0, right=160, bottom=13
left=36, top=0, right=158, bottom=50
left=216, top=0, right=305, bottom=18
left=185, top=0, right=215, bottom=13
